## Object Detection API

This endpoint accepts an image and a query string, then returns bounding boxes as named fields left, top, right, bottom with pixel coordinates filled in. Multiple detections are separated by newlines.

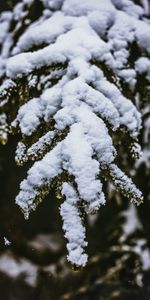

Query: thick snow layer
left=6, top=0, right=150, bottom=85
left=56, top=77, right=120, bottom=128
left=7, top=22, right=108, bottom=78
left=12, top=12, right=74, bottom=54
left=16, top=117, right=107, bottom=217
left=112, top=0, right=144, bottom=17
left=62, top=122, right=105, bottom=211
left=60, top=183, right=88, bottom=267
left=0, top=12, right=12, bottom=44
left=135, top=57, right=150, bottom=78
left=41, top=0, right=64, bottom=10
left=15, top=143, right=62, bottom=219
left=13, top=84, right=62, bottom=135
left=62, top=0, right=115, bottom=17
left=13, top=60, right=141, bottom=138
left=1, top=0, right=149, bottom=267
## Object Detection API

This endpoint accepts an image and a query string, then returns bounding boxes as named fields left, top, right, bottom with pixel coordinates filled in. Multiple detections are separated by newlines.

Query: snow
left=0, top=113, right=8, bottom=144
left=135, top=57, right=150, bottom=78
left=0, top=12, right=12, bottom=44
left=135, top=20, right=150, bottom=54
left=41, top=0, right=63, bottom=10
left=62, top=122, right=105, bottom=211
left=15, top=143, right=62, bottom=219
left=57, top=76, right=120, bottom=128
left=112, top=0, right=144, bottom=17
left=15, top=117, right=107, bottom=218
left=60, top=183, right=88, bottom=267
left=134, top=240, right=150, bottom=270
left=4, top=237, right=11, bottom=246
left=93, top=72, right=141, bottom=136
left=142, top=0, right=150, bottom=16
left=13, top=60, right=141, bottom=139
left=109, top=164, right=143, bottom=205
left=13, top=85, right=62, bottom=135
left=12, top=12, right=74, bottom=54
left=62, top=0, right=115, bottom=17
left=7, top=22, right=108, bottom=78
left=1, top=0, right=149, bottom=267
left=120, top=204, right=150, bottom=271
left=120, top=204, right=142, bottom=242
left=0, top=251, right=38, bottom=287
left=55, top=104, right=115, bottom=166
left=14, top=98, right=43, bottom=135
left=15, top=130, right=56, bottom=164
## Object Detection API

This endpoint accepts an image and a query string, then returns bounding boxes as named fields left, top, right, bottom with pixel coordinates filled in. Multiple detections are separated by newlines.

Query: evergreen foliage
left=0, top=0, right=149, bottom=268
